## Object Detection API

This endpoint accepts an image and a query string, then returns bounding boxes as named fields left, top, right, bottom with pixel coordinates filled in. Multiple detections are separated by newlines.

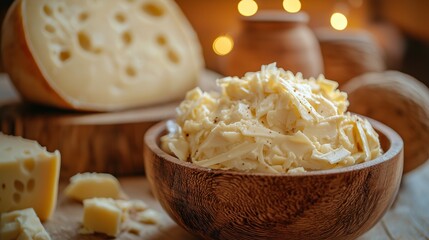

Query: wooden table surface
left=1, top=74, right=428, bottom=239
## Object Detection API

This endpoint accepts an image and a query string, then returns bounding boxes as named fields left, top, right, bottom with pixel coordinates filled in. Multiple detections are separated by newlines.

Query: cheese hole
left=142, top=3, right=165, bottom=17
left=13, top=193, right=21, bottom=203
left=43, top=5, right=53, bottom=16
left=115, top=13, right=126, bottom=23
left=14, top=180, right=24, bottom=192
left=126, top=66, right=137, bottom=77
left=27, top=179, right=35, bottom=192
left=58, top=6, right=64, bottom=13
left=24, top=150, right=30, bottom=155
left=45, top=24, right=56, bottom=33
left=1, top=183, right=5, bottom=189
left=156, top=35, right=167, bottom=46
left=122, top=31, right=133, bottom=46
left=59, top=50, right=71, bottom=62
left=167, top=49, right=180, bottom=64
left=23, top=158, right=35, bottom=172
left=79, top=12, right=89, bottom=22
left=78, top=31, right=92, bottom=52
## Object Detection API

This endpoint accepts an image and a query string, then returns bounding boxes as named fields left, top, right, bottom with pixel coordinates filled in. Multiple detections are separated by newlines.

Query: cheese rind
left=0, top=208, right=51, bottom=240
left=0, top=133, right=60, bottom=221
left=65, top=172, right=121, bottom=201
left=2, top=0, right=204, bottom=111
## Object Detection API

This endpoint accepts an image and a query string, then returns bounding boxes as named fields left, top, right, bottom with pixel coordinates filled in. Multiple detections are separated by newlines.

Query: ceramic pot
left=221, top=11, right=323, bottom=78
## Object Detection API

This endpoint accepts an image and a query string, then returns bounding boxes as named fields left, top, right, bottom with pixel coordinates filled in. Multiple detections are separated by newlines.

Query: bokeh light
left=213, top=35, right=234, bottom=56
left=330, top=12, right=348, bottom=31
left=238, top=0, right=258, bottom=17
left=283, top=0, right=301, bottom=13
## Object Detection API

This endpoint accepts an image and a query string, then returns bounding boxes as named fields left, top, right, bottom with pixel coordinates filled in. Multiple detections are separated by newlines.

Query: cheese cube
left=0, top=133, right=60, bottom=221
left=82, top=198, right=122, bottom=237
left=65, top=172, right=121, bottom=201
left=0, top=208, right=51, bottom=240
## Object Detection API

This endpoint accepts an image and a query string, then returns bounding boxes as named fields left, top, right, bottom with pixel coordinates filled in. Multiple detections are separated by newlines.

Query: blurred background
left=1, top=0, right=428, bottom=86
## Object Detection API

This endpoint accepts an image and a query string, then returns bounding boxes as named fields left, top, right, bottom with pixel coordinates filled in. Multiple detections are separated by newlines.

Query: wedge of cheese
left=0, top=208, right=51, bottom=240
left=0, top=133, right=60, bottom=221
left=65, top=172, right=122, bottom=201
left=2, top=0, right=204, bottom=111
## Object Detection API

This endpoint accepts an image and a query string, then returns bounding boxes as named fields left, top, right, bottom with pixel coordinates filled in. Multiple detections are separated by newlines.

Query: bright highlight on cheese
left=0, top=208, right=51, bottom=240
left=0, top=133, right=60, bottom=221
left=65, top=172, right=122, bottom=201
left=161, top=63, right=382, bottom=173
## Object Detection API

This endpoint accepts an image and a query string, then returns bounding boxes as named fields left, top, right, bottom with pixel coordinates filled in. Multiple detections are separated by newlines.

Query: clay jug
left=221, top=11, right=323, bottom=78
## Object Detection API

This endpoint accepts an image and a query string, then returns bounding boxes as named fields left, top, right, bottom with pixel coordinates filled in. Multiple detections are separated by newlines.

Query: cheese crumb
left=161, top=63, right=382, bottom=173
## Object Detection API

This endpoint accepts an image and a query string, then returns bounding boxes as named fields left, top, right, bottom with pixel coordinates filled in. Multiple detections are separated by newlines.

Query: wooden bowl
left=143, top=118, right=403, bottom=240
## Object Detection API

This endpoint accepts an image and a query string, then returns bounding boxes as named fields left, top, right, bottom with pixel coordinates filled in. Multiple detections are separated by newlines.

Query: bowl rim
left=144, top=116, right=403, bottom=177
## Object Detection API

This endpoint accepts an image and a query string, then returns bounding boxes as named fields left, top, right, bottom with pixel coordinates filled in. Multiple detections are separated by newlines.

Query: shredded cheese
left=161, top=63, right=382, bottom=173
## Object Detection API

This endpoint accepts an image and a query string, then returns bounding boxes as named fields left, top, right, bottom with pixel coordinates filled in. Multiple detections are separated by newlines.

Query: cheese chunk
left=80, top=198, right=159, bottom=237
left=2, top=0, right=203, bottom=111
left=65, top=172, right=121, bottom=201
left=0, top=208, right=51, bottom=240
left=0, top=133, right=60, bottom=221
left=82, top=198, right=122, bottom=237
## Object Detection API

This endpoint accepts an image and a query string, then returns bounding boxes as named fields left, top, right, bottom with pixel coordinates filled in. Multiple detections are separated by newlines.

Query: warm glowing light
left=213, top=35, right=234, bottom=56
left=282, top=0, right=301, bottom=13
left=330, top=12, right=348, bottom=31
left=238, top=0, right=258, bottom=17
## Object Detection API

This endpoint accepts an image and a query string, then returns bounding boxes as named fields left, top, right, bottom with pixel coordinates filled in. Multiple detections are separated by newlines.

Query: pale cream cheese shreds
left=161, top=63, right=382, bottom=173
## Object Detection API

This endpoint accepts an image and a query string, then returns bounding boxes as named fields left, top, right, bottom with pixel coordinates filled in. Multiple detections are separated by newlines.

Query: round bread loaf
left=343, top=71, right=429, bottom=173
left=1, top=0, right=204, bottom=111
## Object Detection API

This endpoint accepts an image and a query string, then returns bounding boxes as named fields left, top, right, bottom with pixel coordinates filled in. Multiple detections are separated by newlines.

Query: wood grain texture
left=0, top=103, right=164, bottom=180
left=143, top=119, right=403, bottom=240
left=316, top=29, right=385, bottom=86
left=0, top=70, right=221, bottom=180
left=42, top=162, right=429, bottom=240
left=343, top=71, right=429, bottom=173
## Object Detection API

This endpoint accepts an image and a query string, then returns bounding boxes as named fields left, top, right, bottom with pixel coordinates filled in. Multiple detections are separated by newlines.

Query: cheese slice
left=2, top=0, right=203, bottom=111
left=0, top=133, right=60, bottom=221
left=64, top=172, right=122, bottom=201
left=0, top=208, right=51, bottom=240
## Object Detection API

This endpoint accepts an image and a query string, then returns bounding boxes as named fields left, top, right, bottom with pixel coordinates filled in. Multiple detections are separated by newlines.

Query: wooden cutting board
left=0, top=70, right=220, bottom=180
left=44, top=177, right=197, bottom=240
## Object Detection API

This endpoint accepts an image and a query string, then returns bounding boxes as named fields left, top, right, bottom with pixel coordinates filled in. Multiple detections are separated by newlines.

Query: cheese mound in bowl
left=161, top=63, right=382, bottom=173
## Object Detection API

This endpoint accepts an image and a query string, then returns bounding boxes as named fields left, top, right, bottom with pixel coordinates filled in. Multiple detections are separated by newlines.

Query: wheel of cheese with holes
left=343, top=71, right=429, bottom=173
left=1, top=0, right=204, bottom=111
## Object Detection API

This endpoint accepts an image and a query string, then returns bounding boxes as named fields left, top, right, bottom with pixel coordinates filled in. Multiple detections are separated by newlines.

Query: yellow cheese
left=64, top=172, right=121, bottom=201
left=0, top=133, right=60, bottom=221
left=80, top=198, right=160, bottom=237
left=82, top=198, right=122, bottom=237
left=0, top=208, right=51, bottom=240
left=2, top=0, right=204, bottom=111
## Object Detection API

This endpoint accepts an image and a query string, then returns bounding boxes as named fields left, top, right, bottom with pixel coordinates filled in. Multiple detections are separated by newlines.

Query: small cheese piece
left=0, top=133, right=60, bottom=221
left=0, top=208, right=51, bottom=240
left=65, top=172, right=121, bottom=201
left=82, top=198, right=122, bottom=237
left=80, top=198, right=159, bottom=237
left=2, top=0, right=203, bottom=111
